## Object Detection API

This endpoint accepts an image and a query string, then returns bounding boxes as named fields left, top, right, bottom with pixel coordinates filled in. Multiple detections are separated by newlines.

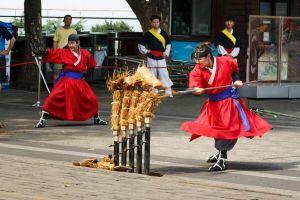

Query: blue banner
left=170, top=40, right=218, bottom=62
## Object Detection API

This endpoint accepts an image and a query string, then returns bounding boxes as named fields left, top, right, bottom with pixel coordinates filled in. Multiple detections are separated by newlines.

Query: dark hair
left=63, top=15, right=72, bottom=20
left=68, top=34, right=79, bottom=42
left=225, top=15, right=235, bottom=22
left=191, top=42, right=212, bottom=60
left=150, top=15, right=161, bottom=22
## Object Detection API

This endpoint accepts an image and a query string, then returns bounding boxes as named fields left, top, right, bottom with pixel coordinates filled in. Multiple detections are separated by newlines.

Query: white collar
left=207, top=57, right=217, bottom=85
left=71, top=49, right=81, bottom=66
left=153, top=28, right=161, bottom=33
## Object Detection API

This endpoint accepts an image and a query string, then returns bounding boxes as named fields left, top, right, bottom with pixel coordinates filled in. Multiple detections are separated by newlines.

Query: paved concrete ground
left=1, top=85, right=300, bottom=199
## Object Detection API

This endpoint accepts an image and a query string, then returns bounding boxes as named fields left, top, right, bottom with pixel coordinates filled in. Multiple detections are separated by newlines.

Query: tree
left=12, top=15, right=25, bottom=35
left=126, top=0, right=170, bottom=33
left=91, top=20, right=133, bottom=32
left=71, top=19, right=86, bottom=32
left=42, top=19, right=62, bottom=34
left=12, top=16, right=24, bottom=28
left=17, top=0, right=45, bottom=91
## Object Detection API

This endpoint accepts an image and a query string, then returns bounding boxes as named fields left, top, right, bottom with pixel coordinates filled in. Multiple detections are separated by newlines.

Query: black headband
left=191, top=45, right=212, bottom=59
left=68, top=34, right=79, bottom=42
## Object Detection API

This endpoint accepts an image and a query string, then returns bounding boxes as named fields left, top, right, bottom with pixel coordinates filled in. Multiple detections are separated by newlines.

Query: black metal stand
left=121, top=136, right=127, bottom=167
left=144, top=125, right=151, bottom=175
left=128, top=132, right=135, bottom=173
left=113, top=140, right=119, bottom=167
left=136, top=129, right=143, bottom=174
left=111, top=120, right=152, bottom=175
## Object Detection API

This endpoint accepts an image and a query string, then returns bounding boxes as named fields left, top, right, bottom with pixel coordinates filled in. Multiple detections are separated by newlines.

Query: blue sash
left=54, top=71, right=83, bottom=84
left=207, top=87, right=250, bottom=131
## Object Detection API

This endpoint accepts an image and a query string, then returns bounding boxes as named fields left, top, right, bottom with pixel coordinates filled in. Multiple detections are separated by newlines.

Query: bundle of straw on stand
left=107, top=72, right=126, bottom=133
left=127, top=90, right=142, bottom=128
left=119, top=85, right=134, bottom=166
left=111, top=90, right=123, bottom=132
left=143, top=92, right=161, bottom=119
left=107, top=72, right=127, bottom=167
left=134, top=64, right=164, bottom=89
left=134, top=87, right=152, bottom=124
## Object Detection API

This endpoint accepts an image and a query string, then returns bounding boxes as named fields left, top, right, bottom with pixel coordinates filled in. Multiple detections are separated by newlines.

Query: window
left=275, top=2, right=288, bottom=16
left=260, top=2, right=272, bottom=16
left=171, top=0, right=212, bottom=36
left=260, top=0, right=289, bottom=16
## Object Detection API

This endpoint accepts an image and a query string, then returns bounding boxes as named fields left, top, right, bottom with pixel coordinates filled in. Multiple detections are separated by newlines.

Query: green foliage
left=41, top=19, right=86, bottom=34
left=91, top=20, right=133, bottom=32
left=12, top=17, right=24, bottom=28
left=42, top=19, right=62, bottom=34
left=71, top=19, right=86, bottom=32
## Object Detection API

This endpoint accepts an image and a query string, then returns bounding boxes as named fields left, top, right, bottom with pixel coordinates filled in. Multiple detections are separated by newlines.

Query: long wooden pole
left=160, top=81, right=258, bottom=98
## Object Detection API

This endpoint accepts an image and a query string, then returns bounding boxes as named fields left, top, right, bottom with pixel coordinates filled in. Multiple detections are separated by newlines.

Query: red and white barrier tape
left=0, top=61, right=192, bottom=70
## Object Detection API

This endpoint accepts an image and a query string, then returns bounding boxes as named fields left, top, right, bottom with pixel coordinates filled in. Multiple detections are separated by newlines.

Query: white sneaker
left=165, top=88, right=173, bottom=98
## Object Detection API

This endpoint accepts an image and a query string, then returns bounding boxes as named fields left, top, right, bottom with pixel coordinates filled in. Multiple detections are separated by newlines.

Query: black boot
left=35, top=111, right=49, bottom=128
left=208, top=151, right=228, bottom=172
left=207, top=153, right=219, bottom=163
left=93, top=112, right=108, bottom=125
left=207, top=150, right=227, bottom=163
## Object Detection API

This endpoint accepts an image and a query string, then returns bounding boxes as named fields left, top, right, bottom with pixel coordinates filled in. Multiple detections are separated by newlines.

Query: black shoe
left=35, top=110, right=48, bottom=128
left=207, top=153, right=219, bottom=163
left=35, top=119, right=45, bottom=128
left=0, top=121, right=5, bottom=128
left=94, top=118, right=108, bottom=125
left=208, top=158, right=227, bottom=172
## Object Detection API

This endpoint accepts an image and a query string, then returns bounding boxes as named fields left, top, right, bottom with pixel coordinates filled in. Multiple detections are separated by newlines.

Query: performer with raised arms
left=180, top=42, right=272, bottom=171
left=138, top=14, right=173, bottom=97
left=33, top=34, right=108, bottom=128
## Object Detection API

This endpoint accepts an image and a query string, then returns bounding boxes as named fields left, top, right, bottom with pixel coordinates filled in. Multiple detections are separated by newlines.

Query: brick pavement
left=0, top=154, right=298, bottom=200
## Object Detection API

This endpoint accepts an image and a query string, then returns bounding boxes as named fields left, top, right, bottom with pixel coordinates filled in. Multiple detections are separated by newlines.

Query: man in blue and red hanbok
left=34, top=34, right=107, bottom=128
left=180, top=42, right=272, bottom=171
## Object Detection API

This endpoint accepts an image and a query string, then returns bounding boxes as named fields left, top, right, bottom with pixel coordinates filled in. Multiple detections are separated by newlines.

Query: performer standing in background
left=52, top=15, right=77, bottom=82
left=180, top=42, right=272, bottom=171
left=34, top=34, right=107, bottom=128
left=0, top=22, right=16, bottom=84
left=0, top=22, right=16, bottom=128
left=138, top=15, right=173, bottom=97
left=215, top=16, right=241, bottom=59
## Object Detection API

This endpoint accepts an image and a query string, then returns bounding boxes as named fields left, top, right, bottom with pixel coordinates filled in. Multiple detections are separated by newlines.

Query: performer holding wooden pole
left=33, top=34, right=107, bottom=128
left=180, top=42, right=272, bottom=171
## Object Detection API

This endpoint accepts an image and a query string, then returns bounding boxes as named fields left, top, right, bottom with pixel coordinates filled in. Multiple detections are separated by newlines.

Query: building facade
left=169, top=0, right=300, bottom=80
